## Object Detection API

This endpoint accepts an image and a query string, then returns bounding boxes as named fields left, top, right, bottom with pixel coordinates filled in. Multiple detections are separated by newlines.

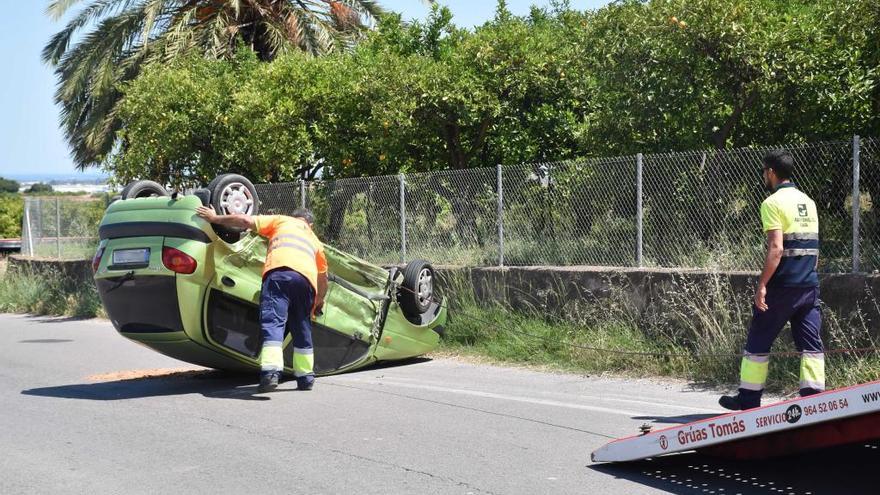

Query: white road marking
left=333, top=376, right=712, bottom=418
left=356, top=374, right=715, bottom=413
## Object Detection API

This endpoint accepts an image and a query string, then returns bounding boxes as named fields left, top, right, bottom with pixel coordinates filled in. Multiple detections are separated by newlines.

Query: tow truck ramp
left=592, top=379, right=880, bottom=463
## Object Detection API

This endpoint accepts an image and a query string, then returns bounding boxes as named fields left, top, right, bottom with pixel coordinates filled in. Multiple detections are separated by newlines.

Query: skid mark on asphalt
left=371, top=374, right=716, bottom=414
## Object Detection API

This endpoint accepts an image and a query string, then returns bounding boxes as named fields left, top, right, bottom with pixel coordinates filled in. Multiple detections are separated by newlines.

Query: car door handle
left=221, top=276, right=236, bottom=287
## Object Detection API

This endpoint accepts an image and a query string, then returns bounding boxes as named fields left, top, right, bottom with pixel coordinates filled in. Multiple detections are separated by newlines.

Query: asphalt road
left=1, top=314, right=878, bottom=494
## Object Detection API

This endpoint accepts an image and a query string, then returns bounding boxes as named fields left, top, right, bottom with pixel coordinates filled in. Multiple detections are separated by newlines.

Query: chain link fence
left=265, top=136, right=878, bottom=272
left=20, top=197, right=105, bottom=260
left=17, top=136, right=879, bottom=272
left=858, top=137, right=880, bottom=272
left=502, top=157, right=637, bottom=266
left=639, top=140, right=857, bottom=271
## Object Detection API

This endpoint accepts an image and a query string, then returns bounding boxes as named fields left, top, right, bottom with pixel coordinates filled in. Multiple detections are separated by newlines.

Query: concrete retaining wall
left=435, top=265, right=880, bottom=336
left=8, top=257, right=880, bottom=335
left=7, top=256, right=94, bottom=290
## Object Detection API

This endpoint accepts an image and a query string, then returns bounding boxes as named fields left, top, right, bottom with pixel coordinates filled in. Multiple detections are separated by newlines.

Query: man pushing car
left=196, top=206, right=328, bottom=392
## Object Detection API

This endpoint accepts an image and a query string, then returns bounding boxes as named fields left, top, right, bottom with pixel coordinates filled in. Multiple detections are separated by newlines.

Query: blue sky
left=0, top=1, right=605, bottom=178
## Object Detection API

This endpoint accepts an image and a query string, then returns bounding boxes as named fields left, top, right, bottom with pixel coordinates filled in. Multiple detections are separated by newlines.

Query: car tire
left=208, top=174, right=259, bottom=243
left=121, top=180, right=168, bottom=199
left=399, top=260, right=435, bottom=320
left=119, top=181, right=137, bottom=198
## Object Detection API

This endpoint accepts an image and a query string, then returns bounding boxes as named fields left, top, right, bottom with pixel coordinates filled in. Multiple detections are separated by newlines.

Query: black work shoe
left=297, top=376, right=314, bottom=391
left=257, top=371, right=280, bottom=393
left=799, top=387, right=822, bottom=397
left=719, top=394, right=759, bottom=411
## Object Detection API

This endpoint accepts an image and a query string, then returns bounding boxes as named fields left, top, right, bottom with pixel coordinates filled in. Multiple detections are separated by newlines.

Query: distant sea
left=4, top=172, right=111, bottom=194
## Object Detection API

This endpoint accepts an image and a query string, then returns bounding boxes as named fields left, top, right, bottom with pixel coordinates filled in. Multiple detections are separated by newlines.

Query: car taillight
left=92, top=246, right=105, bottom=273
left=162, top=246, right=197, bottom=274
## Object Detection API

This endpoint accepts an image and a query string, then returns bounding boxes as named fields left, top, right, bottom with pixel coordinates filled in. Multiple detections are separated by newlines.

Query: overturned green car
left=92, top=176, right=446, bottom=376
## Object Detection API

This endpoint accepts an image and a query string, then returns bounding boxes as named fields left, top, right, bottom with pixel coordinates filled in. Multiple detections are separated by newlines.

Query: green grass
left=442, top=304, right=684, bottom=376
left=0, top=266, right=103, bottom=318
left=438, top=271, right=880, bottom=393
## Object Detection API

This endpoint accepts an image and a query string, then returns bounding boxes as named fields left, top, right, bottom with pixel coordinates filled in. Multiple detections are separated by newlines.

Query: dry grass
left=439, top=270, right=880, bottom=392
left=0, top=265, right=104, bottom=318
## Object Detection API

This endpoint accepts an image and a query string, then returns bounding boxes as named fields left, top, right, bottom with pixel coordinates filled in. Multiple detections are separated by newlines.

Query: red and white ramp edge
left=592, top=379, right=880, bottom=463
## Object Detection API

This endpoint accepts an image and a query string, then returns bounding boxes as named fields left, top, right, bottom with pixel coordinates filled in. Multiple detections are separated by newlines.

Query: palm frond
left=45, top=0, right=88, bottom=20
left=139, top=0, right=166, bottom=45
left=42, top=0, right=136, bottom=64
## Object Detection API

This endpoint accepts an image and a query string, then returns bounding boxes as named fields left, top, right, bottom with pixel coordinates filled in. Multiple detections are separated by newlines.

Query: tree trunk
left=711, top=92, right=758, bottom=150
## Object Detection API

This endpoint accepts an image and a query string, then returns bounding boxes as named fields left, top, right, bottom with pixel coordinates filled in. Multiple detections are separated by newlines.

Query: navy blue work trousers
left=745, top=287, right=822, bottom=355
left=259, top=268, right=315, bottom=378
left=738, top=286, right=824, bottom=402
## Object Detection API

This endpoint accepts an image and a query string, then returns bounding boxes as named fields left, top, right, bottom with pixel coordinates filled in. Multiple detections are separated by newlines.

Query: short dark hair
left=291, top=208, right=315, bottom=225
left=763, top=150, right=794, bottom=180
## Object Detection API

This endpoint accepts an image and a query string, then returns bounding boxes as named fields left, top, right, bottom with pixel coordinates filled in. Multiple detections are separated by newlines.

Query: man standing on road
left=719, top=150, right=824, bottom=411
left=196, top=206, right=328, bottom=393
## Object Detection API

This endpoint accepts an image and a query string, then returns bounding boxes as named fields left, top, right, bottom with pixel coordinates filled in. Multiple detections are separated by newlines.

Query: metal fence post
left=300, top=179, right=306, bottom=210
left=55, top=197, right=62, bottom=259
left=497, top=164, right=504, bottom=267
left=852, top=135, right=861, bottom=273
left=35, top=198, right=41, bottom=251
left=23, top=198, right=34, bottom=257
left=636, top=153, right=644, bottom=267
left=399, top=173, right=406, bottom=264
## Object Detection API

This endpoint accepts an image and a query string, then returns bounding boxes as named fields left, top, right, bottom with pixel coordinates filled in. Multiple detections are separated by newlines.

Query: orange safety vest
left=253, top=215, right=327, bottom=292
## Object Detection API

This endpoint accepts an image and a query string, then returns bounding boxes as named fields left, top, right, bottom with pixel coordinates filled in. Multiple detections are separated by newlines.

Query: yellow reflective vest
left=759, top=183, right=819, bottom=287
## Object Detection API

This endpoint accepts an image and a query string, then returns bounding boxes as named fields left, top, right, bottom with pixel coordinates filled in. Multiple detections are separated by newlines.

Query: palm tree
left=43, top=0, right=400, bottom=169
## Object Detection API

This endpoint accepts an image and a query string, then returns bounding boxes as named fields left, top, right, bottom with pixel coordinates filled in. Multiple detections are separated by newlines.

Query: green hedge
left=0, top=194, right=23, bottom=239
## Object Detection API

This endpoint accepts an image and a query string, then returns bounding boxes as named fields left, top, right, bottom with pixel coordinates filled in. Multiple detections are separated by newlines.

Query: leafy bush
left=107, top=1, right=880, bottom=187
left=0, top=177, right=19, bottom=193
left=25, top=183, right=54, bottom=194
left=0, top=194, right=23, bottom=238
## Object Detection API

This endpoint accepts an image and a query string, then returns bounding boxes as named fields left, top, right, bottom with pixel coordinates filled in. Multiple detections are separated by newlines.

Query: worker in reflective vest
left=720, top=150, right=823, bottom=411
left=197, top=206, right=328, bottom=393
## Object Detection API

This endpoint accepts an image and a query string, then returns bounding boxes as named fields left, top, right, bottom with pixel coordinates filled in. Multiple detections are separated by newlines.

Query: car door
left=204, top=234, right=385, bottom=374
left=307, top=270, right=384, bottom=374
left=203, top=234, right=265, bottom=361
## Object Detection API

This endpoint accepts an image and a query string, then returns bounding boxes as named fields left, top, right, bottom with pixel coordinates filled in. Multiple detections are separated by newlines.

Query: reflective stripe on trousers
left=293, top=347, right=314, bottom=378
left=259, top=341, right=284, bottom=372
left=800, top=351, right=825, bottom=392
left=739, top=353, right=769, bottom=391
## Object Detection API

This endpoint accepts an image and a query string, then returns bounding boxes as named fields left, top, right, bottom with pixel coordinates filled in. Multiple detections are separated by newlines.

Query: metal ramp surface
left=592, top=379, right=880, bottom=463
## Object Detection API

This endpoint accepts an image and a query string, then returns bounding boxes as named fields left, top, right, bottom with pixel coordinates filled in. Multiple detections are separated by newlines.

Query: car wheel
left=208, top=174, right=259, bottom=243
left=399, top=260, right=435, bottom=320
left=121, top=180, right=168, bottom=199
left=119, top=181, right=137, bottom=198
